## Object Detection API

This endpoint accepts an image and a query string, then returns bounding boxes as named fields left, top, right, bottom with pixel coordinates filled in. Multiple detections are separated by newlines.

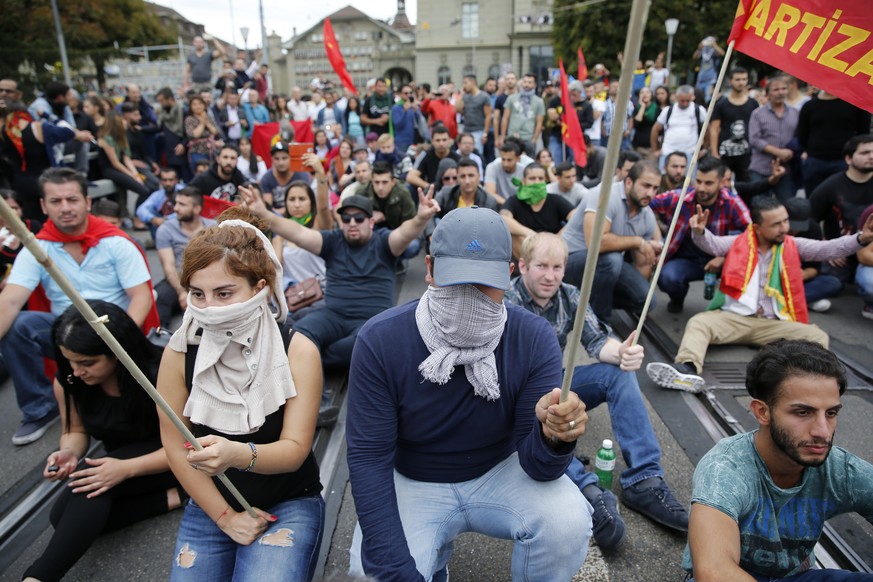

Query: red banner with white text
left=728, top=0, right=873, bottom=113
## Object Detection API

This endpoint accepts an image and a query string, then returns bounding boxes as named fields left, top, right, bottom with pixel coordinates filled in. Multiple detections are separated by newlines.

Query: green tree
left=553, top=0, right=764, bottom=86
left=0, top=0, right=175, bottom=95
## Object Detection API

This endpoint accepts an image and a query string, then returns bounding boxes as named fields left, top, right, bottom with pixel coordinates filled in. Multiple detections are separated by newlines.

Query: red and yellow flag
left=559, top=60, right=587, bottom=167
left=323, top=18, right=358, bottom=95
left=728, top=0, right=873, bottom=113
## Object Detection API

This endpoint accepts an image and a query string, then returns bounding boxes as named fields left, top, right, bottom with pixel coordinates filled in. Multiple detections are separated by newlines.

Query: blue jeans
left=601, top=135, right=632, bottom=151
left=0, top=311, right=58, bottom=423
left=857, top=264, right=873, bottom=307
left=469, top=130, right=484, bottom=155
left=549, top=135, right=574, bottom=165
left=804, top=275, right=843, bottom=303
left=696, top=67, right=718, bottom=103
left=348, top=452, right=592, bottom=581
left=750, top=170, right=796, bottom=202
left=170, top=495, right=325, bottom=582
left=659, top=257, right=707, bottom=303
left=564, top=363, right=663, bottom=490
left=293, top=307, right=370, bottom=369
left=747, top=570, right=873, bottom=582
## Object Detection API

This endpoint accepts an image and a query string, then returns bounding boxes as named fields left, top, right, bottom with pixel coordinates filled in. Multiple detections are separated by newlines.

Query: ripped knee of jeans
left=259, top=528, right=295, bottom=547
left=175, top=543, right=197, bottom=568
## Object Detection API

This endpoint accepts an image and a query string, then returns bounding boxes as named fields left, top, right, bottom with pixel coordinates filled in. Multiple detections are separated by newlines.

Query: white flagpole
left=631, top=40, right=736, bottom=346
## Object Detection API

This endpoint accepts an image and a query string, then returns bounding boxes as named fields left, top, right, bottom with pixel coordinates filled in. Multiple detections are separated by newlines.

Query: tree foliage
left=552, top=0, right=768, bottom=85
left=0, top=0, right=175, bottom=95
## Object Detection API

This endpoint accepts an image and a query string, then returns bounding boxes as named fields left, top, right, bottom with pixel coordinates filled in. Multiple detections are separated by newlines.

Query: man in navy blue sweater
left=347, top=207, right=593, bottom=582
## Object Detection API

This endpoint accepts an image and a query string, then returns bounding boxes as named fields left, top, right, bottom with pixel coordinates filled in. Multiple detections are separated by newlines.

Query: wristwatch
left=858, top=232, right=870, bottom=247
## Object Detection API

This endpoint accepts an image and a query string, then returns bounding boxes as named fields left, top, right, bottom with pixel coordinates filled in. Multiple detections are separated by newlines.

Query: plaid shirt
left=504, top=277, right=611, bottom=357
left=649, top=188, right=751, bottom=260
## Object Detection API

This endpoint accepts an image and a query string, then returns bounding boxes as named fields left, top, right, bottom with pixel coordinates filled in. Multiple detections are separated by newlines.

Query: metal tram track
left=611, top=310, right=873, bottom=574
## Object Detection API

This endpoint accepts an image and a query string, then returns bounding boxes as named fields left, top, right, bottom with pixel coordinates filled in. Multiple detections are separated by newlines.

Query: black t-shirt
left=502, top=194, right=574, bottom=233
left=809, top=172, right=873, bottom=239
left=414, top=149, right=460, bottom=185
left=362, top=95, right=393, bottom=136
left=712, top=97, right=758, bottom=158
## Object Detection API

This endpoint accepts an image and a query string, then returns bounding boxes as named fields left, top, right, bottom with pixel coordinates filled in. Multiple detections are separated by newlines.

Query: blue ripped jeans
left=170, top=495, right=324, bottom=582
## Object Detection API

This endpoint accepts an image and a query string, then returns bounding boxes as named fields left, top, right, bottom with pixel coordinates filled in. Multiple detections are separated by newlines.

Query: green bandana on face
left=513, top=179, right=548, bottom=205
left=290, top=213, right=313, bottom=226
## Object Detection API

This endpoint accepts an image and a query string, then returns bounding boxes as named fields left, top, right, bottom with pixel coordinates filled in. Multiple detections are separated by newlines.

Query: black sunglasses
left=340, top=213, right=367, bottom=224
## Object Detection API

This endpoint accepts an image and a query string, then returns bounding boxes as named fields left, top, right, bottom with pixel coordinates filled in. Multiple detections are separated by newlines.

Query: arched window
left=437, top=65, right=451, bottom=85
left=462, top=64, right=476, bottom=78
left=488, top=64, right=500, bottom=80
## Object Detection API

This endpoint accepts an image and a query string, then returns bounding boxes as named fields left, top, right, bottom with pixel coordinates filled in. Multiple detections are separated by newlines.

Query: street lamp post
left=240, top=27, right=250, bottom=60
left=665, top=18, right=679, bottom=80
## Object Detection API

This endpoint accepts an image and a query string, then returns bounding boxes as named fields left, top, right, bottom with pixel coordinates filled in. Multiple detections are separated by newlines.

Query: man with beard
left=659, top=151, right=687, bottom=194
left=188, top=144, right=246, bottom=201
left=563, top=161, right=663, bottom=322
left=260, top=141, right=312, bottom=211
left=684, top=340, right=873, bottom=581
left=500, top=73, right=545, bottom=154
left=241, top=186, right=439, bottom=370
left=406, top=126, right=460, bottom=193
left=650, top=156, right=750, bottom=314
left=0, top=168, right=156, bottom=444
left=153, top=188, right=215, bottom=327
left=346, top=207, right=591, bottom=581
left=809, top=135, right=873, bottom=284
left=647, top=196, right=873, bottom=394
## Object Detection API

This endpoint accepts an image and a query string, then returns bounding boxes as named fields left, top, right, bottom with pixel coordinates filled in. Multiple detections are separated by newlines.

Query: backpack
left=664, top=103, right=705, bottom=135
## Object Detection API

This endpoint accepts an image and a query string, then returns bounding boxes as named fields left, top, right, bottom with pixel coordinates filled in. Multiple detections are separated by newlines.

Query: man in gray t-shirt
left=484, top=142, right=530, bottom=204
left=683, top=340, right=873, bottom=581
left=500, top=73, right=545, bottom=148
left=185, top=35, right=226, bottom=91
left=563, top=160, right=662, bottom=322
left=456, top=75, right=492, bottom=156
left=547, top=161, right=589, bottom=207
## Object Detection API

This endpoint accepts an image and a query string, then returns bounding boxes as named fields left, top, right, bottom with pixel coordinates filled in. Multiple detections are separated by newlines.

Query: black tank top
left=184, top=329, right=322, bottom=512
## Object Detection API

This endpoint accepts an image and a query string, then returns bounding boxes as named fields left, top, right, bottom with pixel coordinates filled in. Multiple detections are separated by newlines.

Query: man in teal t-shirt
left=685, top=339, right=873, bottom=581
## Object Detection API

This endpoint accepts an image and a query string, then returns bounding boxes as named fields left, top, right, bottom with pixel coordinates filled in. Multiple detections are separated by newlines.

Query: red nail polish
left=270, top=514, right=278, bottom=521
left=184, top=441, right=192, bottom=449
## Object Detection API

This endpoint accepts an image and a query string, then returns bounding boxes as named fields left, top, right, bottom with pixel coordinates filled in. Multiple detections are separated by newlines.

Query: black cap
left=784, top=197, right=811, bottom=233
left=270, top=141, right=288, bottom=155
left=338, top=195, right=373, bottom=217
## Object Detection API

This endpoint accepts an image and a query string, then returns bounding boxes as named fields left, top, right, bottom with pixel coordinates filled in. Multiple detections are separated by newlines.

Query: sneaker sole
left=12, top=414, right=60, bottom=446
left=646, top=363, right=706, bottom=394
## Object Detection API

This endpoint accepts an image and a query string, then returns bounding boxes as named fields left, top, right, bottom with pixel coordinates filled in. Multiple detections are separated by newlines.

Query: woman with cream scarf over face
left=157, top=209, right=324, bottom=581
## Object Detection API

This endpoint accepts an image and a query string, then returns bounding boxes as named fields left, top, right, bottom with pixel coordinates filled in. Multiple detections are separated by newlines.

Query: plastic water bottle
left=704, top=272, right=718, bottom=300
left=595, top=439, right=617, bottom=490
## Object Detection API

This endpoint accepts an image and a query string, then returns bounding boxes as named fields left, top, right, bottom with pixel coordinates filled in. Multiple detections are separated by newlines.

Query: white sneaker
left=646, top=362, right=706, bottom=393
left=809, top=299, right=831, bottom=312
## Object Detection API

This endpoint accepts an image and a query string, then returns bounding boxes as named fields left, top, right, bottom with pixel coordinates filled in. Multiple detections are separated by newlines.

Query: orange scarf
left=719, top=225, right=808, bottom=323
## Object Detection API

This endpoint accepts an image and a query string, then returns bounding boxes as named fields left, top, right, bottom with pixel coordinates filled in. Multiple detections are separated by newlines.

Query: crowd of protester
left=0, top=32, right=872, bottom=581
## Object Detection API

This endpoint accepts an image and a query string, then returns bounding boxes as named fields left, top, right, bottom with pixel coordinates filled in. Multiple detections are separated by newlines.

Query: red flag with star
left=560, top=59, right=587, bottom=167
left=577, top=47, right=589, bottom=81
left=324, top=18, right=358, bottom=95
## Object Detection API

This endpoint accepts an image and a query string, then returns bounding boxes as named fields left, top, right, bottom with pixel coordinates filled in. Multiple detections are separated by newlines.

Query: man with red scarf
left=0, top=168, right=157, bottom=445
left=648, top=195, right=873, bottom=393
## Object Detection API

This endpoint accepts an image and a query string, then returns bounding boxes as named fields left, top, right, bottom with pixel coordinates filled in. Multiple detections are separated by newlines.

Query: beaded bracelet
left=240, top=442, right=257, bottom=472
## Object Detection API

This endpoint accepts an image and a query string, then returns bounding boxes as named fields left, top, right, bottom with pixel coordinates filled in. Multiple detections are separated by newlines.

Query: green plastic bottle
left=595, top=439, right=617, bottom=490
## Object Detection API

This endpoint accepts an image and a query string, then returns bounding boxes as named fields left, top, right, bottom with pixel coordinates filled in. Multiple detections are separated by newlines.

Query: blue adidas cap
left=430, top=206, right=512, bottom=290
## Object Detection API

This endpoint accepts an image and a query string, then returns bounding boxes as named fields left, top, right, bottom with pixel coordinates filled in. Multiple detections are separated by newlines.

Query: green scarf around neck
left=290, top=213, right=313, bottom=227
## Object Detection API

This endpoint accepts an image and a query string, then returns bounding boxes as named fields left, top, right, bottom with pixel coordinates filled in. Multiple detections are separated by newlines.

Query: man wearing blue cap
left=347, top=206, right=592, bottom=581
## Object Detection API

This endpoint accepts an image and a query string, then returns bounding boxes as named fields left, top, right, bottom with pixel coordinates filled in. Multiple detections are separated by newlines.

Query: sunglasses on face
left=340, top=213, right=367, bottom=224
left=442, top=175, right=458, bottom=183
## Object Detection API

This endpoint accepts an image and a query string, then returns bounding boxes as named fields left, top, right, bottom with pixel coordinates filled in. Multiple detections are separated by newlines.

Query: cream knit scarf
left=168, top=220, right=293, bottom=434
left=415, top=285, right=507, bottom=400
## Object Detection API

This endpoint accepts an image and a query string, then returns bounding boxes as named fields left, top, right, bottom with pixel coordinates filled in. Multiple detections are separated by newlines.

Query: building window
left=438, top=65, right=451, bottom=85
left=462, top=64, right=476, bottom=77
left=355, top=31, right=368, bottom=41
left=488, top=64, right=500, bottom=79
left=311, top=34, right=323, bottom=43
left=461, top=3, right=479, bottom=39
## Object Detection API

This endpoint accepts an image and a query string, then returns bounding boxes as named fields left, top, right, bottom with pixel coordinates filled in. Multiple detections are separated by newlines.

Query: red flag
left=323, top=18, right=358, bottom=95
left=251, top=122, right=315, bottom=169
left=727, top=0, right=873, bottom=114
left=577, top=47, right=589, bottom=81
left=559, top=60, right=587, bottom=167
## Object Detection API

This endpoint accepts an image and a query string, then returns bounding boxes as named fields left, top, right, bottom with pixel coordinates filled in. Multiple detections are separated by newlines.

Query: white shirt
left=657, top=104, right=703, bottom=153
left=227, top=106, right=241, bottom=140
left=586, top=100, right=606, bottom=141
left=287, top=99, right=309, bottom=122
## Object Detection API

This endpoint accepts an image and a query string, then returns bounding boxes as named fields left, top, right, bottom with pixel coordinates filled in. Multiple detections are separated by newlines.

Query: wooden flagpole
left=0, top=195, right=258, bottom=518
left=560, top=0, right=652, bottom=402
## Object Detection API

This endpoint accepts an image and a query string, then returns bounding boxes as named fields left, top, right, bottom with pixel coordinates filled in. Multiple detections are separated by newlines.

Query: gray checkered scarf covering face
left=415, top=284, right=507, bottom=400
